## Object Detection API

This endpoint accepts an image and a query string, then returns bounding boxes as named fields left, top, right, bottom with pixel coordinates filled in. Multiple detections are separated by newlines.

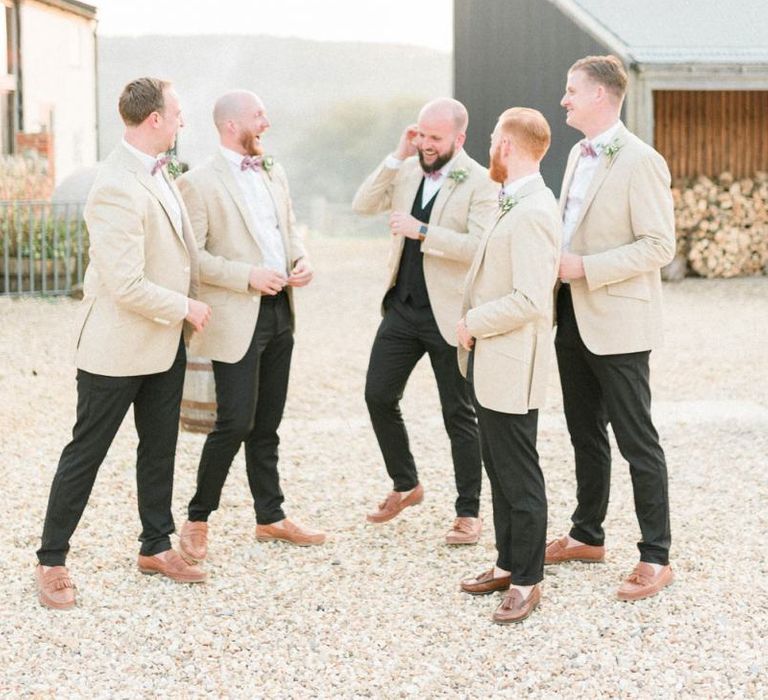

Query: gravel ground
left=1, top=236, right=766, bottom=698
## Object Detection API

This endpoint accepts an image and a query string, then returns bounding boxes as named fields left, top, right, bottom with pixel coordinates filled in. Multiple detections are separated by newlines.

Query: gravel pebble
left=1, top=237, right=766, bottom=697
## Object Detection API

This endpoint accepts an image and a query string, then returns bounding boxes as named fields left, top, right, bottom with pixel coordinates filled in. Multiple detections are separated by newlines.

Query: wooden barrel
left=180, top=357, right=217, bottom=434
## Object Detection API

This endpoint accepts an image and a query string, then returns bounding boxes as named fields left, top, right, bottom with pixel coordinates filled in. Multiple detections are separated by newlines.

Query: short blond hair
left=569, top=55, right=627, bottom=99
left=497, top=107, right=551, bottom=160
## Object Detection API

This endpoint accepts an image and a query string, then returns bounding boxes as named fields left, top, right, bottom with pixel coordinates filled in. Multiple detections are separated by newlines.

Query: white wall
left=20, top=1, right=97, bottom=182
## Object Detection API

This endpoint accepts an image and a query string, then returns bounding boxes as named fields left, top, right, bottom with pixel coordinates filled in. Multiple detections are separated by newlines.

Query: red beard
left=239, top=129, right=264, bottom=157
left=488, top=146, right=507, bottom=184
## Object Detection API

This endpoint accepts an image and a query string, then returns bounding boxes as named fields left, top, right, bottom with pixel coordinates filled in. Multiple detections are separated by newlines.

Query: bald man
left=175, top=90, right=325, bottom=561
left=353, top=98, right=498, bottom=541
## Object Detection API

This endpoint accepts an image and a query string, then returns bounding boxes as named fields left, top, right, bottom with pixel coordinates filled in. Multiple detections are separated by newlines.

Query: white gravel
left=1, top=236, right=766, bottom=698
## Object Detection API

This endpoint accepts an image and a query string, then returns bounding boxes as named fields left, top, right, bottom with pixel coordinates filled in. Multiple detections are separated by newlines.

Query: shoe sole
left=138, top=568, right=207, bottom=583
left=446, top=539, right=480, bottom=546
left=460, top=586, right=508, bottom=596
left=255, top=535, right=325, bottom=547
left=545, top=557, right=605, bottom=565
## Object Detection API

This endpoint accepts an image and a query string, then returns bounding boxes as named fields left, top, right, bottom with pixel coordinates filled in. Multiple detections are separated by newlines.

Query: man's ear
left=455, top=132, right=467, bottom=150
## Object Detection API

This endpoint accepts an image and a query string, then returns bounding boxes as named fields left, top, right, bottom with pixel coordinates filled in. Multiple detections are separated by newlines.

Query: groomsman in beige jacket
left=353, top=98, right=497, bottom=542
left=547, top=55, right=676, bottom=601
left=457, top=108, right=561, bottom=623
left=175, top=90, right=325, bottom=562
left=35, top=78, right=211, bottom=609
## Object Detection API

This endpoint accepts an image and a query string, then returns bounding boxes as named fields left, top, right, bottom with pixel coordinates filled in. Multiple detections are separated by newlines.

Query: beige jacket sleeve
left=421, top=177, right=498, bottom=264
left=583, top=153, right=676, bottom=290
left=351, top=158, right=399, bottom=214
left=85, top=183, right=188, bottom=323
left=466, top=210, right=559, bottom=338
left=177, top=175, right=252, bottom=293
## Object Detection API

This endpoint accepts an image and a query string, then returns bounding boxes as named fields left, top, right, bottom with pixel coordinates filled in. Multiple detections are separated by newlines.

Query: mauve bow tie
left=579, top=140, right=598, bottom=159
left=422, top=169, right=443, bottom=181
left=151, top=156, right=171, bottom=175
left=241, top=155, right=264, bottom=172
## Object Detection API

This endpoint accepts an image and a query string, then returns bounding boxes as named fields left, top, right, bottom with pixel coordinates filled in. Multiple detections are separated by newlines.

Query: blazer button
left=252, top=296, right=259, bottom=302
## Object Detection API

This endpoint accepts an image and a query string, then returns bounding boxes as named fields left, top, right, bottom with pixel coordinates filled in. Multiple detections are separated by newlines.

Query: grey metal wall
left=454, top=0, right=611, bottom=196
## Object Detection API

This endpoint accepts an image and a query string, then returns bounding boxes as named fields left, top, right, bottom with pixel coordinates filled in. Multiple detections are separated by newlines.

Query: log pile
left=672, top=172, right=768, bottom=278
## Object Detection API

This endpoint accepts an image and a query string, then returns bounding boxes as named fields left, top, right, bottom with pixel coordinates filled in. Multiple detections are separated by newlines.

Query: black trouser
left=37, top=336, right=186, bottom=566
left=188, top=292, right=293, bottom=525
left=469, top=354, right=546, bottom=585
left=555, top=285, right=671, bottom=565
left=364, top=297, right=482, bottom=517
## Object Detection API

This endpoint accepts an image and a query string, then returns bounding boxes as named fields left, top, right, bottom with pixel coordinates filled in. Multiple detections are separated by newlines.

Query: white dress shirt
left=385, top=151, right=461, bottom=208
left=220, top=146, right=287, bottom=274
left=121, top=139, right=182, bottom=232
left=561, top=121, right=622, bottom=251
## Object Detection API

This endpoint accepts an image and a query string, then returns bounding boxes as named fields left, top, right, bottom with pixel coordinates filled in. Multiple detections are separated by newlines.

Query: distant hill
left=98, top=35, right=452, bottom=168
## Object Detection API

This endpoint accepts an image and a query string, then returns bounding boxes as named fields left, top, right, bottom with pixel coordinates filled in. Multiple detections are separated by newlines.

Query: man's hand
left=394, top=124, right=419, bottom=160
left=559, top=252, right=585, bottom=280
left=186, top=299, right=212, bottom=333
left=287, top=257, right=314, bottom=287
left=249, top=267, right=287, bottom=295
left=457, top=317, right=475, bottom=351
left=389, top=211, right=423, bottom=239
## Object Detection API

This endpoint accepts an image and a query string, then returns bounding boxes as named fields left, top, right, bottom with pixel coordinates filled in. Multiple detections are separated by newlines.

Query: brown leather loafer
left=366, top=484, right=424, bottom=524
left=492, top=585, right=541, bottom=624
left=617, top=562, right=674, bottom=601
left=138, top=549, right=207, bottom=583
left=545, top=535, right=605, bottom=564
left=256, top=518, right=326, bottom=546
left=35, top=564, right=76, bottom=610
left=460, top=567, right=511, bottom=595
left=445, top=516, right=482, bottom=545
left=179, top=520, right=208, bottom=563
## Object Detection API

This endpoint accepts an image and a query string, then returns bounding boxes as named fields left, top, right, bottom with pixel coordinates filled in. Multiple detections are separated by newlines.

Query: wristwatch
left=418, top=224, right=428, bottom=241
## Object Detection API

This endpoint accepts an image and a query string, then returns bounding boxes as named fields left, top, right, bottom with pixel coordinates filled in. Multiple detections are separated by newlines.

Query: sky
left=92, top=0, right=454, bottom=52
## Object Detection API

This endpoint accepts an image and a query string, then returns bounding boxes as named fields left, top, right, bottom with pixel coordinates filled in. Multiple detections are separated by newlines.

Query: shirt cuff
left=384, top=154, right=404, bottom=170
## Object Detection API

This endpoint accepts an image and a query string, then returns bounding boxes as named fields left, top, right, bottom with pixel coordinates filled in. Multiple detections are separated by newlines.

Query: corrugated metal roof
left=552, top=0, right=768, bottom=64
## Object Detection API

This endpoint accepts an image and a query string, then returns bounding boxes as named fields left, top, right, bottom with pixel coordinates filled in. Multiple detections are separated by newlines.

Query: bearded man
left=352, top=98, right=497, bottom=543
left=175, top=90, right=325, bottom=563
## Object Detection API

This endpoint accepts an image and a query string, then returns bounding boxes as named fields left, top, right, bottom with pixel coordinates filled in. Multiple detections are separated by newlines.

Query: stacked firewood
left=671, top=172, right=768, bottom=278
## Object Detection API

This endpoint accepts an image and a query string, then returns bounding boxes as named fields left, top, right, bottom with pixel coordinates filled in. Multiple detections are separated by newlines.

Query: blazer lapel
left=213, top=154, right=264, bottom=252
left=559, top=146, right=580, bottom=218
left=130, top=163, right=186, bottom=244
left=430, top=149, right=471, bottom=224
left=569, top=125, right=628, bottom=236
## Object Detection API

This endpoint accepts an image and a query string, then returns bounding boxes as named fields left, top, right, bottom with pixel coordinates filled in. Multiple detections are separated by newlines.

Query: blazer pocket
left=606, top=276, right=651, bottom=301
left=482, top=336, right=527, bottom=362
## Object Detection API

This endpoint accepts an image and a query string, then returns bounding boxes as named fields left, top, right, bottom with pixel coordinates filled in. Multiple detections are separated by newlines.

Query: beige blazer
left=76, top=144, right=198, bottom=377
left=558, top=124, right=676, bottom=355
left=177, top=153, right=306, bottom=363
left=352, top=149, right=498, bottom=345
left=459, top=176, right=561, bottom=414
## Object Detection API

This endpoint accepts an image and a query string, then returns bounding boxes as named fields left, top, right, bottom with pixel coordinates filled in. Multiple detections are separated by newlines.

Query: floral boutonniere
left=166, top=157, right=184, bottom=180
left=601, top=139, right=623, bottom=162
left=499, top=195, right=520, bottom=215
left=448, top=168, right=468, bottom=184
left=261, top=155, right=275, bottom=174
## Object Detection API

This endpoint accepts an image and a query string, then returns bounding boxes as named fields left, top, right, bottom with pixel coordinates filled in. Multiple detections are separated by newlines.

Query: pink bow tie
left=241, top=155, right=264, bottom=172
left=579, top=140, right=598, bottom=159
left=422, top=169, right=443, bottom=181
left=151, top=156, right=171, bottom=176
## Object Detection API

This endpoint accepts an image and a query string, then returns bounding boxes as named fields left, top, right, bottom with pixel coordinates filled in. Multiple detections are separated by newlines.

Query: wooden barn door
left=654, top=90, right=768, bottom=179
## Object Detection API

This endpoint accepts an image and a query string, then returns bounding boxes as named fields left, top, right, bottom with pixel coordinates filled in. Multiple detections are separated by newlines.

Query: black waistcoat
left=391, top=178, right=437, bottom=308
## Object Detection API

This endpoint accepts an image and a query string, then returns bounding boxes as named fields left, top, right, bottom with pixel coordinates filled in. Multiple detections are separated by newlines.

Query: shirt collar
left=589, top=121, right=622, bottom=154
left=219, top=145, right=250, bottom=168
left=502, top=172, right=540, bottom=198
left=122, top=138, right=165, bottom=174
